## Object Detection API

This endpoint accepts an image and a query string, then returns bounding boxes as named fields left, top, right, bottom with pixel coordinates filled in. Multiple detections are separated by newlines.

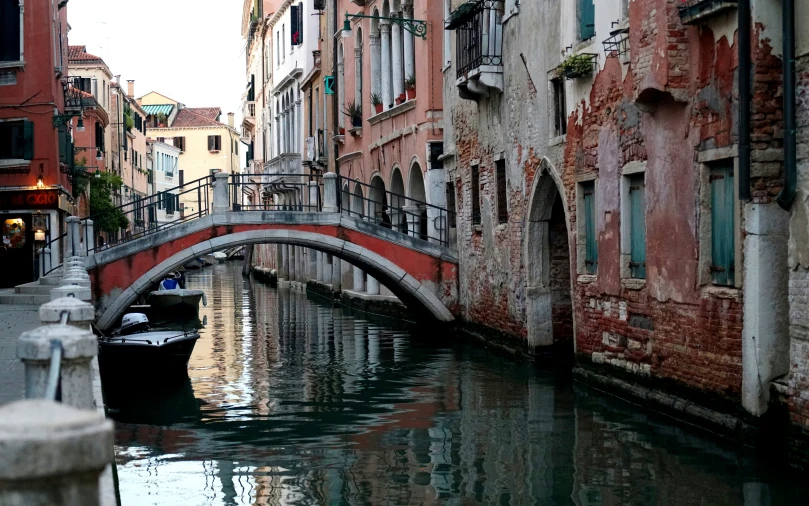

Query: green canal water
left=107, top=263, right=809, bottom=505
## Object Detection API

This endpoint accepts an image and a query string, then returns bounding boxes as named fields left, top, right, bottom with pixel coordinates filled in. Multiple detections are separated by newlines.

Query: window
left=234, top=140, right=239, bottom=156
left=471, top=164, right=481, bottom=226
left=208, top=135, right=221, bottom=151
left=173, top=136, right=185, bottom=152
left=579, top=0, right=595, bottom=40
left=95, top=122, right=104, bottom=151
left=446, top=182, right=457, bottom=230
left=627, top=173, right=646, bottom=279
left=0, top=120, right=33, bottom=160
left=282, top=24, right=285, bottom=61
left=710, top=163, right=735, bottom=285
left=1, top=0, right=22, bottom=63
left=551, top=78, right=567, bottom=137
left=579, top=180, right=597, bottom=274
left=496, top=159, right=508, bottom=223
left=290, top=3, right=303, bottom=46
left=276, top=31, right=280, bottom=66
left=157, top=137, right=165, bottom=143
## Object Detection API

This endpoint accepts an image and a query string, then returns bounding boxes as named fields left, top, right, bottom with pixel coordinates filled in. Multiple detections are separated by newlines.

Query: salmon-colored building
left=0, top=0, right=74, bottom=286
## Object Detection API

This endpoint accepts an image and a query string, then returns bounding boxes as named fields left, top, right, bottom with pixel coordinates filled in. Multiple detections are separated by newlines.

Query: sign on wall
left=324, top=76, right=335, bottom=95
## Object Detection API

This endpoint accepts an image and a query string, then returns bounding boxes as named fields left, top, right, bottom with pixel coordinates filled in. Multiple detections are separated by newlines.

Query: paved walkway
left=0, top=300, right=41, bottom=405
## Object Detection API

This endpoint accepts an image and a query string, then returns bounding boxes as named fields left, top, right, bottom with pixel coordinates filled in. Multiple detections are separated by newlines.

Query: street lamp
left=76, top=117, right=85, bottom=133
left=341, top=11, right=428, bottom=40
left=96, top=148, right=103, bottom=161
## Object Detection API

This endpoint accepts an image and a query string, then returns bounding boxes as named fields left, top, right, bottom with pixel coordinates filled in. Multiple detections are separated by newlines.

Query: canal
left=108, top=262, right=809, bottom=505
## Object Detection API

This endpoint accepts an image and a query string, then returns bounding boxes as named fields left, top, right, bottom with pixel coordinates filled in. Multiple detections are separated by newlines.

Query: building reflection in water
left=112, top=263, right=809, bottom=506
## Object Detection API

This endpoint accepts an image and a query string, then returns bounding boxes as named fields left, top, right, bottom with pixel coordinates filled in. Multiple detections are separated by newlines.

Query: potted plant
left=405, top=75, right=416, bottom=100
left=556, top=53, right=595, bottom=79
left=371, top=93, right=383, bottom=114
left=342, top=100, right=362, bottom=128
left=157, top=112, right=167, bottom=127
left=396, top=92, right=405, bottom=105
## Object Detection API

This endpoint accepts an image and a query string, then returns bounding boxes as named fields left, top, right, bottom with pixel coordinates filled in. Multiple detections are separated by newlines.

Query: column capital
left=369, top=34, right=381, bottom=44
left=402, top=4, right=413, bottom=16
left=354, top=48, right=363, bottom=58
left=379, top=21, right=391, bottom=32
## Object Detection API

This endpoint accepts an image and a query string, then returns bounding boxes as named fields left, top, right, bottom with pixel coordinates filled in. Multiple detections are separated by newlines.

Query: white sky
left=67, top=0, right=246, bottom=126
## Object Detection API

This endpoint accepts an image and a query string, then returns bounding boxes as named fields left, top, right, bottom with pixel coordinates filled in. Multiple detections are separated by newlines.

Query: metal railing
left=451, top=0, right=504, bottom=80
left=339, top=176, right=455, bottom=247
left=230, top=173, right=322, bottom=212
left=83, top=176, right=212, bottom=254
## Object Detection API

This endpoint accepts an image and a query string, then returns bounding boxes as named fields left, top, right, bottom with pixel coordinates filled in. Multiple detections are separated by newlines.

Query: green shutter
left=580, top=0, right=595, bottom=40
left=22, top=120, right=34, bottom=160
left=583, top=182, right=597, bottom=275
left=57, top=123, right=67, bottom=163
left=711, top=165, right=735, bottom=285
left=629, top=174, right=647, bottom=279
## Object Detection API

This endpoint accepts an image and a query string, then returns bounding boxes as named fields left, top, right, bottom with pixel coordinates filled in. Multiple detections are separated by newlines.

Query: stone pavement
left=0, top=300, right=42, bottom=405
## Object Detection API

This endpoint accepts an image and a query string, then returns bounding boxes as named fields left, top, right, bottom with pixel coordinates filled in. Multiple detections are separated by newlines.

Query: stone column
left=366, top=275, right=380, bottom=296
left=370, top=34, right=381, bottom=100
left=353, top=266, right=365, bottom=292
left=212, top=171, right=231, bottom=213
left=17, top=325, right=97, bottom=410
left=0, top=399, right=113, bottom=506
left=323, top=172, right=339, bottom=213
left=331, top=257, right=342, bottom=293
left=308, top=181, right=319, bottom=211
left=295, top=98, right=302, bottom=153
left=380, top=22, right=392, bottom=109
left=316, top=251, right=324, bottom=283
left=337, top=59, right=345, bottom=129
left=391, top=17, right=404, bottom=103
left=403, top=204, right=421, bottom=238
left=65, top=217, right=81, bottom=257
left=402, top=3, right=415, bottom=86
left=354, top=47, right=363, bottom=110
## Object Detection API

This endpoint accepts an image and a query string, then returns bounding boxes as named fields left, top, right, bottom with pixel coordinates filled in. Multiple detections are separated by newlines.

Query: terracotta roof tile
left=171, top=108, right=225, bottom=128
left=68, top=45, right=105, bottom=63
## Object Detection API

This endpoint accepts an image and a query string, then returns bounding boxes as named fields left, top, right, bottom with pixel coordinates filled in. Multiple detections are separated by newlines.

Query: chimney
left=227, top=112, right=234, bottom=128
left=115, top=75, right=121, bottom=84
left=127, top=80, right=134, bottom=98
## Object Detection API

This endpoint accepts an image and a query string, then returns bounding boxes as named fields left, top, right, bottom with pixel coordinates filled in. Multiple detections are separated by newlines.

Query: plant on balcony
left=406, top=75, right=416, bottom=100
left=556, top=53, right=596, bottom=80
left=342, top=100, right=363, bottom=128
left=124, top=110, right=134, bottom=131
left=371, top=93, right=383, bottom=114
left=156, top=112, right=167, bottom=127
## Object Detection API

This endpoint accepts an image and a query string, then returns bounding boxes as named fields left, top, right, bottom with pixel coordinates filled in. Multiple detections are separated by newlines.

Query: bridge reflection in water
left=109, top=263, right=809, bottom=506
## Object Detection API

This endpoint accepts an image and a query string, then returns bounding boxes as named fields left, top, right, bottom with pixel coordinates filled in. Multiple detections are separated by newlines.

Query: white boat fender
left=202, top=293, right=207, bottom=306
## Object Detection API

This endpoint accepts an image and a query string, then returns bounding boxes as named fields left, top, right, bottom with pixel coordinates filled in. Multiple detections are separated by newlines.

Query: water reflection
left=111, top=263, right=809, bottom=506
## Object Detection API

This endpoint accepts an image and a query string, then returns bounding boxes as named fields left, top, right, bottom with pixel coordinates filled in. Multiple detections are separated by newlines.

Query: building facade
left=0, top=0, right=73, bottom=286
left=149, top=139, right=181, bottom=225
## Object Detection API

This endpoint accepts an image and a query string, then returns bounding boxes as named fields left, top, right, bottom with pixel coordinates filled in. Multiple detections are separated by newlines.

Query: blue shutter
left=711, top=164, right=735, bottom=285
left=583, top=181, right=597, bottom=274
left=629, top=174, right=647, bottom=279
left=580, top=0, right=595, bottom=40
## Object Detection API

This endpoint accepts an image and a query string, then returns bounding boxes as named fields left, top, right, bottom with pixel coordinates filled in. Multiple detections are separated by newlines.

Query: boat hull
left=99, top=332, right=199, bottom=380
left=146, top=289, right=204, bottom=317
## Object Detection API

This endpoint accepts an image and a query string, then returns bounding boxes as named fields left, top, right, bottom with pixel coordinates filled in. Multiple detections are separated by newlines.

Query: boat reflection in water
left=105, top=375, right=201, bottom=426
left=112, top=263, right=809, bottom=506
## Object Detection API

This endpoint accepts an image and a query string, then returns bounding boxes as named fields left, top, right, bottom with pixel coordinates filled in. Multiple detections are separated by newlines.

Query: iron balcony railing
left=448, top=0, right=504, bottom=80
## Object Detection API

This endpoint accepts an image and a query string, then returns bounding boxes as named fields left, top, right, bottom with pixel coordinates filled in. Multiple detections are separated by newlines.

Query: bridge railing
left=83, top=175, right=213, bottom=254
left=229, top=172, right=322, bottom=212
left=338, top=176, right=455, bottom=247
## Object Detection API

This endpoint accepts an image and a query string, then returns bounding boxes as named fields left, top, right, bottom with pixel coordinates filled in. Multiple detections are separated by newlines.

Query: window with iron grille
left=447, top=1, right=503, bottom=80
left=496, top=159, right=508, bottom=223
left=471, top=164, right=481, bottom=226
left=551, top=78, right=567, bottom=137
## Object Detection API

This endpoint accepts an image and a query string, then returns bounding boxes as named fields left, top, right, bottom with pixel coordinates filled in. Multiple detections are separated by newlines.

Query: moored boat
left=146, top=274, right=206, bottom=317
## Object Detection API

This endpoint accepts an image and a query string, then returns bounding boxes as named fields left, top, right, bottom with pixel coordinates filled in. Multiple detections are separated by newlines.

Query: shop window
left=2, top=219, right=25, bottom=249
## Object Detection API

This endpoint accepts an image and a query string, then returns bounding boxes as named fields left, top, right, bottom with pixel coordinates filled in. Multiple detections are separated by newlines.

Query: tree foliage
left=90, top=172, right=129, bottom=233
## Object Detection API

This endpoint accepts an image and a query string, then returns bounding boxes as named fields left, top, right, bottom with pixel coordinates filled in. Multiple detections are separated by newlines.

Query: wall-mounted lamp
left=34, top=230, right=46, bottom=242
left=36, top=165, right=44, bottom=189
left=95, top=168, right=101, bottom=179
left=76, top=117, right=85, bottom=132
left=96, top=148, right=103, bottom=160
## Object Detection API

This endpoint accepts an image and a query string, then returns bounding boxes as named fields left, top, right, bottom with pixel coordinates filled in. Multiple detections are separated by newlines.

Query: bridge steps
left=0, top=275, right=63, bottom=306
left=15, top=281, right=56, bottom=295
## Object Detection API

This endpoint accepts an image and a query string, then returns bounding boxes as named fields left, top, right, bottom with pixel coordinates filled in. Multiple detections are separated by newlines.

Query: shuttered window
left=207, top=135, right=221, bottom=151
left=174, top=137, right=185, bottom=152
left=471, top=165, right=481, bottom=226
left=629, top=173, right=646, bottom=279
left=290, top=4, right=303, bottom=46
left=580, top=0, right=595, bottom=40
left=582, top=181, right=597, bottom=274
left=0, top=0, right=21, bottom=62
left=710, top=164, right=735, bottom=286
left=0, top=120, right=33, bottom=160
left=496, top=159, right=508, bottom=224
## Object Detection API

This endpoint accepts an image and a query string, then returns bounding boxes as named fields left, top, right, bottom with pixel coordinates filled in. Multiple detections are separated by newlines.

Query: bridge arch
left=92, top=228, right=455, bottom=331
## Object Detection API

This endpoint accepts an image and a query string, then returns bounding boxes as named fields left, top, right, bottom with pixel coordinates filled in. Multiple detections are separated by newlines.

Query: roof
left=142, top=104, right=174, bottom=116
left=171, top=107, right=224, bottom=128
left=68, top=45, right=105, bottom=63
left=138, top=91, right=180, bottom=106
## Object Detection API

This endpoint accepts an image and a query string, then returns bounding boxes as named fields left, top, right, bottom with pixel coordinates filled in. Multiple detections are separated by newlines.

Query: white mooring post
left=0, top=399, right=113, bottom=506
left=213, top=171, right=231, bottom=213
left=65, top=217, right=81, bottom=257
left=323, top=172, right=338, bottom=213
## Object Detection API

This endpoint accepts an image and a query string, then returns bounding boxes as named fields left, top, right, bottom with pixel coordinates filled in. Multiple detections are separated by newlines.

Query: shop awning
left=142, top=104, right=174, bottom=116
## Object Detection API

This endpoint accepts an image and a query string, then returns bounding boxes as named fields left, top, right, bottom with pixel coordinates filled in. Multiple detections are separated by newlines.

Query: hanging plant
left=556, top=53, right=596, bottom=79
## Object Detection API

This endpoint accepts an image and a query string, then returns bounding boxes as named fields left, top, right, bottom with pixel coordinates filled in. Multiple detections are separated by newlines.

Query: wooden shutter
left=179, top=169, right=184, bottom=186
left=290, top=5, right=299, bottom=45
left=208, top=135, right=213, bottom=150
left=583, top=181, right=597, bottom=274
left=711, top=164, right=735, bottom=285
left=22, top=120, right=34, bottom=160
left=629, top=174, right=646, bottom=279
left=298, top=3, right=304, bottom=44
left=496, top=159, right=508, bottom=223
left=580, top=0, right=595, bottom=40
left=57, top=123, right=68, bottom=163
left=471, top=165, right=480, bottom=225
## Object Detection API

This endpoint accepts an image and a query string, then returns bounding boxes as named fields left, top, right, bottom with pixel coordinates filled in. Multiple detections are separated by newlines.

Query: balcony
left=263, top=153, right=304, bottom=195
left=446, top=1, right=504, bottom=100
left=677, top=0, right=737, bottom=25
left=241, top=101, right=256, bottom=126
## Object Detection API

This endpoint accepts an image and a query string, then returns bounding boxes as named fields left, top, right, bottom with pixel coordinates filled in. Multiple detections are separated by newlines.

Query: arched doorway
left=369, top=175, right=389, bottom=226
left=351, top=183, right=365, bottom=219
left=390, top=167, right=407, bottom=232
left=408, top=162, right=427, bottom=240
left=341, top=182, right=351, bottom=216
left=525, top=162, right=573, bottom=352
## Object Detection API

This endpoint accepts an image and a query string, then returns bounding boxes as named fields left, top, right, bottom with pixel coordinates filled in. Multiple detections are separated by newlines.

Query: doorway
left=0, top=214, right=34, bottom=288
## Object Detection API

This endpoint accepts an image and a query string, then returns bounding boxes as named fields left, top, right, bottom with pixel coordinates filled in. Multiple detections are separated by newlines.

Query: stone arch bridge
left=77, top=173, right=458, bottom=331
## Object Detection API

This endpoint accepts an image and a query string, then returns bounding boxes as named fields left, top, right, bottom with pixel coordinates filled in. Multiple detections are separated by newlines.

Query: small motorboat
left=213, top=252, right=227, bottom=263
left=146, top=274, right=206, bottom=317
left=98, top=313, right=200, bottom=377
left=184, top=258, right=204, bottom=270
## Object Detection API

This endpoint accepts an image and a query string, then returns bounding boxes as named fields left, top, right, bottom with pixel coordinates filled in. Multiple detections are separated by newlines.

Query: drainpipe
left=738, top=0, right=751, bottom=201
left=332, top=0, right=341, bottom=209
left=777, top=0, right=796, bottom=210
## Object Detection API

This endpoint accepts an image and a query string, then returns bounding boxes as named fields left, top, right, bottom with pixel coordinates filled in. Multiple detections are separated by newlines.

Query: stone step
left=14, top=282, right=54, bottom=295
left=39, top=275, right=64, bottom=286
left=0, top=292, right=51, bottom=306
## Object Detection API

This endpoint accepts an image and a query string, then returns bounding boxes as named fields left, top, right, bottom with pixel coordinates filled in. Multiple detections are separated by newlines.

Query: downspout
left=777, top=0, right=796, bottom=210
left=332, top=0, right=341, bottom=209
left=738, top=0, right=751, bottom=201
